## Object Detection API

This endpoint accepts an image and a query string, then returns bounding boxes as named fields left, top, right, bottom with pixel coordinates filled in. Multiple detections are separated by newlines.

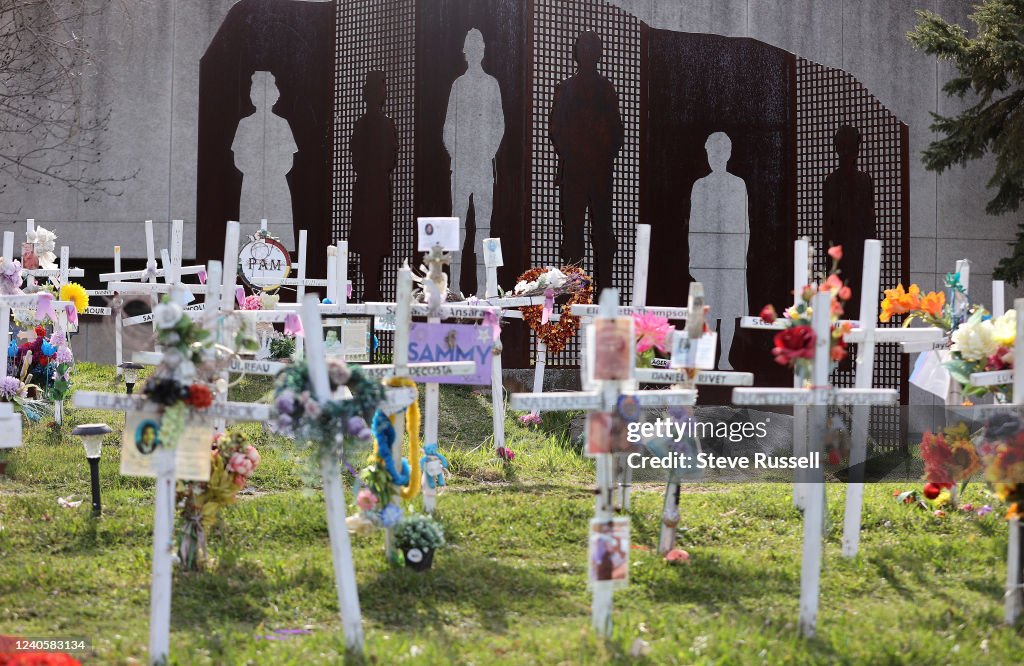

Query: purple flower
left=55, top=346, right=73, bottom=364
left=275, top=391, right=296, bottom=415
left=347, top=416, right=367, bottom=435
left=0, top=376, right=24, bottom=400
left=356, top=427, right=373, bottom=442
left=275, top=414, right=293, bottom=432
left=380, top=504, right=402, bottom=527
left=978, top=505, right=994, bottom=516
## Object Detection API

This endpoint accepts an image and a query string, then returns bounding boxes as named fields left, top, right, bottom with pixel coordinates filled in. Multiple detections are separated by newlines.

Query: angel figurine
left=26, top=225, right=57, bottom=270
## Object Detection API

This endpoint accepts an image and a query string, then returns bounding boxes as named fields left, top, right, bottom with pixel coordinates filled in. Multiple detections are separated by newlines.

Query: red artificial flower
left=828, top=449, right=842, bottom=466
left=772, top=325, right=815, bottom=366
left=828, top=245, right=843, bottom=261
left=186, top=383, right=214, bottom=409
left=33, top=326, right=46, bottom=338
left=923, top=482, right=941, bottom=500
left=759, top=304, right=777, bottom=324
left=830, top=343, right=847, bottom=362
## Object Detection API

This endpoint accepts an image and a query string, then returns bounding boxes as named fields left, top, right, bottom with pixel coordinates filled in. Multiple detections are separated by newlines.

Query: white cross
left=72, top=367, right=272, bottom=665
left=509, top=288, right=696, bottom=638
left=732, top=290, right=898, bottom=638
left=960, top=299, right=1024, bottom=624
left=839, top=241, right=945, bottom=558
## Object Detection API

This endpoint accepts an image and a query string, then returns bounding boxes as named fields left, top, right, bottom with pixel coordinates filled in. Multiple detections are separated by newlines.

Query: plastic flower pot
left=404, top=547, right=434, bottom=571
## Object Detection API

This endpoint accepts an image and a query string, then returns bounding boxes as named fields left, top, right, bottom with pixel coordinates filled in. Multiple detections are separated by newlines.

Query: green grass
left=0, top=364, right=1021, bottom=664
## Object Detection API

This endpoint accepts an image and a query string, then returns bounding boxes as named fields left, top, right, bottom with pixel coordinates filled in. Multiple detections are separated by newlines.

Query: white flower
left=153, top=302, right=183, bottom=329
left=260, top=293, right=280, bottom=310
left=992, top=309, right=1016, bottom=347
left=951, top=318, right=997, bottom=361
left=540, top=268, right=567, bottom=289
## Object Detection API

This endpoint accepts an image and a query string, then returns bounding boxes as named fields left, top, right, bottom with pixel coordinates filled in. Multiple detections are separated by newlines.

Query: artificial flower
left=951, top=317, right=997, bottom=361
left=153, top=301, right=184, bottom=330
left=518, top=412, right=542, bottom=426
left=978, top=505, right=994, bottom=516
left=992, top=309, right=1017, bottom=347
left=380, top=503, right=403, bottom=527
left=827, top=245, right=843, bottom=261
left=58, top=282, right=89, bottom=314
left=186, top=383, right=214, bottom=409
left=759, top=304, right=777, bottom=324
left=497, top=446, right=515, bottom=462
left=919, top=290, right=946, bottom=318
left=664, top=548, right=690, bottom=563
left=356, top=488, right=379, bottom=511
left=772, top=325, right=815, bottom=366
left=0, top=376, right=25, bottom=400
left=241, top=294, right=263, bottom=311
left=879, top=284, right=920, bottom=322
left=633, top=312, right=672, bottom=353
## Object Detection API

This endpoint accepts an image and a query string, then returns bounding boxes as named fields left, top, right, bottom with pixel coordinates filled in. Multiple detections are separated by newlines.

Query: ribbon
left=284, top=313, right=304, bottom=337
left=347, top=282, right=353, bottom=298
left=141, top=259, right=158, bottom=281
left=35, top=292, right=57, bottom=323
left=197, top=270, right=207, bottom=285
left=483, top=310, right=501, bottom=342
left=64, top=303, right=78, bottom=326
left=541, top=288, right=554, bottom=325
left=235, top=286, right=245, bottom=307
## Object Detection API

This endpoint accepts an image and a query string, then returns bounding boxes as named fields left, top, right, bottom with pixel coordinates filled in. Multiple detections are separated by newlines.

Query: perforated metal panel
left=334, top=0, right=416, bottom=307
left=531, top=0, right=640, bottom=367
left=795, top=58, right=910, bottom=450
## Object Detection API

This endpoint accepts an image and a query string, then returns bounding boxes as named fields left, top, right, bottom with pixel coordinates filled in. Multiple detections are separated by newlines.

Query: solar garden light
left=73, top=423, right=111, bottom=517
left=119, top=362, right=143, bottom=395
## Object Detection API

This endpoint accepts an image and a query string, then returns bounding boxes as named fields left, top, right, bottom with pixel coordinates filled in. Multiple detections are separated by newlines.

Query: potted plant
left=393, top=513, right=445, bottom=571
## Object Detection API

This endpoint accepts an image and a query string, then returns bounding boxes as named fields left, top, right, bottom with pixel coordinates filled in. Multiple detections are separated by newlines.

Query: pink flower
left=633, top=312, right=672, bottom=353
left=838, top=286, right=852, bottom=301
left=664, top=549, right=690, bottom=564
left=497, top=446, right=515, bottom=462
left=518, top=412, right=542, bottom=426
left=961, top=503, right=974, bottom=512
left=828, top=245, right=843, bottom=261
left=245, top=445, right=261, bottom=467
left=759, top=304, right=777, bottom=324
left=228, top=452, right=254, bottom=476
left=356, top=488, right=378, bottom=511
left=241, top=294, right=263, bottom=311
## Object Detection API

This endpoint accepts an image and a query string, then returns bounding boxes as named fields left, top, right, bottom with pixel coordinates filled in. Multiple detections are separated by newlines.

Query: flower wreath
left=270, top=359, right=384, bottom=476
left=515, top=266, right=593, bottom=354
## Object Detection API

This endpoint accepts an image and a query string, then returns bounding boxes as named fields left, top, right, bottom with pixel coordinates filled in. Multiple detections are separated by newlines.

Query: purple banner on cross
left=408, top=322, right=493, bottom=385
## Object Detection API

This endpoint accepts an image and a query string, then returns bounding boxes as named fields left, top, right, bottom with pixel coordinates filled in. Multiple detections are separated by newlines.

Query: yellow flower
left=880, top=284, right=921, bottom=322
left=993, top=309, right=1017, bottom=347
left=59, top=282, right=89, bottom=314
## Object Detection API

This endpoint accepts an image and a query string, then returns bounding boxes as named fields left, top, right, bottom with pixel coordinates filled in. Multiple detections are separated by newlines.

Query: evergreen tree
left=908, top=1, right=1024, bottom=283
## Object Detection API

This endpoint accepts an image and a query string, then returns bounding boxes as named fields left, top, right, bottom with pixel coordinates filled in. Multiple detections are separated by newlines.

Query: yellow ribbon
left=375, top=377, right=422, bottom=501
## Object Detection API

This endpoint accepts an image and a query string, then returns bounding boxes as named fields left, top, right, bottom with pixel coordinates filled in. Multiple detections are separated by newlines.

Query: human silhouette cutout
left=232, top=71, right=298, bottom=243
left=689, top=132, right=749, bottom=370
left=549, top=31, right=623, bottom=292
left=443, top=28, right=505, bottom=297
left=823, top=125, right=876, bottom=320
left=350, top=70, right=399, bottom=302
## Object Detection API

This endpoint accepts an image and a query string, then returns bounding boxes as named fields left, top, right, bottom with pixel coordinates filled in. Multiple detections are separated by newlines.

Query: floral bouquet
left=879, top=283, right=949, bottom=329
left=138, top=287, right=258, bottom=450
left=0, top=375, right=49, bottom=422
left=633, top=312, right=672, bottom=368
left=978, top=412, right=1024, bottom=520
left=942, top=307, right=1016, bottom=400
left=176, top=429, right=261, bottom=570
left=270, top=358, right=383, bottom=479
left=758, top=245, right=851, bottom=381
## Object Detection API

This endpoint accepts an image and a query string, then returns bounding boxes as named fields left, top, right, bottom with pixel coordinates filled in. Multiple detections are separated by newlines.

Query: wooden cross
left=625, top=282, right=755, bottom=554
left=961, top=300, right=1024, bottom=624
left=732, top=291, right=899, bottom=638
left=838, top=241, right=945, bottom=558
left=509, top=288, right=696, bottom=637
left=72, top=378, right=272, bottom=665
